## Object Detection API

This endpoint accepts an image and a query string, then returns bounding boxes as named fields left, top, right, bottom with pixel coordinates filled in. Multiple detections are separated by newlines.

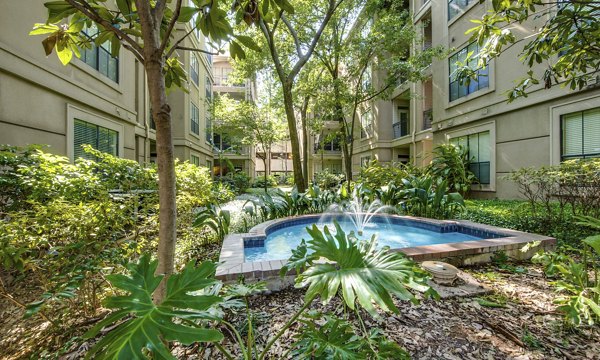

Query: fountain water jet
left=327, top=187, right=395, bottom=236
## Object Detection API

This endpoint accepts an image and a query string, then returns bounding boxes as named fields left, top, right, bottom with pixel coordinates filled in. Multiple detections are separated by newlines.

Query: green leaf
left=583, top=235, right=600, bottom=256
left=229, top=40, right=246, bottom=60
left=292, top=315, right=366, bottom=359
left=84, top=255, right=223, bottom=359
left=297, top=221, right=432, bottom=316
left=235, top=35, right=261, bottom=52
left=178, top=6, right=199, bottom=23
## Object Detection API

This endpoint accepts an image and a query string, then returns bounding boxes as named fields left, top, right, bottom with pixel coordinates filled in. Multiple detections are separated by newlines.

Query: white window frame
left=66, top=104, right=125, bottom=162
left=444, top=121, right=496, bottom=192
left=550, top=95, right=600, bottom=165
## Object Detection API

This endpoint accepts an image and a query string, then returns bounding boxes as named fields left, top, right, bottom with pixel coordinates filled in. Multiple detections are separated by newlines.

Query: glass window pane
left=450, top=81, right=458, bottom=101
left=562, top=112, right=583, bottom=156
left=108, top=58, right=118, bottom=82
left=99, top=50, right=109, bottom=77
left=478, top=131, right=491, bottom=161
left=468, top=133, right=480, bottom=162
left=583, top=108, right=600, bottom=155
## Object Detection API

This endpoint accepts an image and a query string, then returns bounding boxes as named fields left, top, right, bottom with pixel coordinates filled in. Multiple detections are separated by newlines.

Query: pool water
left=244, top=219, right=482, bottom=262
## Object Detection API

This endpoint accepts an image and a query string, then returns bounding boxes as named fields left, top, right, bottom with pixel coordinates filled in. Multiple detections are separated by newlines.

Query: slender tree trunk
left=300, top=96, right=309, bottom=185
left=262, top=156, right=268, bottom=193
left=146, top=58, right=177, bottom=302
left=282, top=85, right=306, bottom=191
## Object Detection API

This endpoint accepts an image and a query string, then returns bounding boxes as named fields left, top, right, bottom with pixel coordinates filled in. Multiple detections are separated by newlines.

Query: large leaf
left=84, top=255, right=223, bottom=359
left=296, top=222, right=431, bottom=316
left=583, top=235, right=600, bottom=256
left=292, top=315, right=366, bottom=359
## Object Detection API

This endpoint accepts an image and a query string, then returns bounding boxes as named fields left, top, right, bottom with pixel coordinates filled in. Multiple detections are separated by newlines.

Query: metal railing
left=393, top=122, right=409, bottom=139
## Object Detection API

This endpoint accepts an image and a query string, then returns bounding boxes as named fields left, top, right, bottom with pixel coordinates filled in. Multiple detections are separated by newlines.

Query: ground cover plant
left=0, top=145, right=225, bottom=349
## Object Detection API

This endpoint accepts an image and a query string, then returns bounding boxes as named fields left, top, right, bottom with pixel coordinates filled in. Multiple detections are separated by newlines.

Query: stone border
left=216, top=214, right=556, bottom=284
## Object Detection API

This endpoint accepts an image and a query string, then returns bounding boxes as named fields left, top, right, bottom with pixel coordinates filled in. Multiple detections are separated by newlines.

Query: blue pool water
left=244, top=219, right=482, bottom=262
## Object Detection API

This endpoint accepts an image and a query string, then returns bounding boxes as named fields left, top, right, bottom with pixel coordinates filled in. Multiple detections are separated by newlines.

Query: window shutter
left=74, top=119, right=97, bottom=160
left=562, top=112, right=583, bottom=157
left=583, top=108, right=600, bottom=156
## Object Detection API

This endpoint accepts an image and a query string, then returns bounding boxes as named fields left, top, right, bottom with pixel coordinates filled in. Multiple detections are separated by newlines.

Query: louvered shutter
left=583, top=108, right=600, bottom=157
left=562, top=112, right=583, bottom=158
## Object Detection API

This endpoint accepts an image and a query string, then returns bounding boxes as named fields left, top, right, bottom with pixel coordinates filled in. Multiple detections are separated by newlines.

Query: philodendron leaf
left=297, top=221, right=433, bottom=316
left=84, top=255, right=223, bottom=359
left=583, top=235, right=600, bottom=255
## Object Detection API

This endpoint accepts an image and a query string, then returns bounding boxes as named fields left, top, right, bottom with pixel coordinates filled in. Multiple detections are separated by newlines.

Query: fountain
left=327, top=186, right=395, bottom=236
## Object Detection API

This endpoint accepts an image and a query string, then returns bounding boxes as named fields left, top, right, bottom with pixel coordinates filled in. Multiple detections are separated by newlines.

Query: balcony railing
left=423, top=109, right=432, bottom=130
left=393, top=122, right=409, bottom=139
left=213, top=75, right=245, bottom=88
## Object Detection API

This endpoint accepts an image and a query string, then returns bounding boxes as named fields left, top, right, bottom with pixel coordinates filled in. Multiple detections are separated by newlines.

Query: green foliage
left=193, top=204, right=231, bottom=242
left=466, top=0, right=599, bottom=101
left=216, top=172, right=251, bottom=194
left=428, top=144, right=476, bottom=195
left=399, top=175, right=465, bottom=219
left=286, top=222, right=432, bottom=316
left=0, top=146, right=222, bottom=326
left=251, top=175, right=278, bottom=189
left=292, top=314, right=368, bottom=359
left=313, top=169, right=345, bottom=190
left=460, top=200, right=597, bottom=246
left=358, top=160, right=416, bottom=190
left=84, top=255, right=223, bottom=359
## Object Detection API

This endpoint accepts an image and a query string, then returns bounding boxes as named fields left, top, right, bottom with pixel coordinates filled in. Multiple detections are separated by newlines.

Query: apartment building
left=212, top=54, right=256, bottom=176
left=306, top=120, right=345, bottom=181
left=0, top=0, right=214, bottom=170
left=353, top=0, right=600, bottom=199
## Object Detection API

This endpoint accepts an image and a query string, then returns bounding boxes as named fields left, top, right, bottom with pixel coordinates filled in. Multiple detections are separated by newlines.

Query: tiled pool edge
left=216, top=215, right=556, bottom=285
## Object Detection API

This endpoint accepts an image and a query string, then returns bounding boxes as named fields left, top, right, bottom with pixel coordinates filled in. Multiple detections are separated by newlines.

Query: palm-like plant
left=399, top=175, right=464, bottom=219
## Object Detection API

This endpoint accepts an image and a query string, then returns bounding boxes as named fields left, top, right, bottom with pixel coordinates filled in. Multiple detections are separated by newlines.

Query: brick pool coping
left=216, top=214, right=556, bottom=282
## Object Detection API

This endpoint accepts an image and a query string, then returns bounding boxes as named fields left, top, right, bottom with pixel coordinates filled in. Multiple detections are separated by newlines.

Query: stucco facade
left=352, top=0, right=600, bottom=199
left=0, top=0, right=214, bottom=169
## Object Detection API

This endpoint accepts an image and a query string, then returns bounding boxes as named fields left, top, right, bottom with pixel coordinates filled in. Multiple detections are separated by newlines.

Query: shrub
left=215, top=171, right=251, bottom=194
left=313, top=169, right=345, bottom=190
left=398, top=175, right=465, bottom=219
left=459, top=200, right=596, bottom=246
left=505, top=158, right=600, bottom=218
left=252, top=175, right=278, bottom=188
left=427, top=144, right=476, bottom=195
left=0, top=145, right=220, bottom=329
left=358, top=159, right=422, bottom=189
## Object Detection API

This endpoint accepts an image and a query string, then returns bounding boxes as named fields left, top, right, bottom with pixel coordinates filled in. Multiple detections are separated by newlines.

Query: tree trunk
left=146, top=58, right=177, bottom=303
left=300, top=96, right=309, bottom=186
left=282, top=85, right=306, bottom=191
left=262, top=156, right=268, bottom=194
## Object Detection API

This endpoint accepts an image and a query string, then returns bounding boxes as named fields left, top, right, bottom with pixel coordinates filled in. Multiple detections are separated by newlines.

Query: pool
left=244, top=216, right=484, bottom=262
left=216, top=214, right=556, bottom=288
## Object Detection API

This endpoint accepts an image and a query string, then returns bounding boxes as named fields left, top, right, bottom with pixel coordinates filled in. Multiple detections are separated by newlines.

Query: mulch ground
left=1, top=263, right=599, bottom=359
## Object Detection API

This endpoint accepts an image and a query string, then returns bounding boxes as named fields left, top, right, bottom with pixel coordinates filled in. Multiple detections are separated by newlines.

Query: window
left=191, top=102, right=200, bottom=135
left=393, top=107, right=409, bottom=139
left=362, top=64, right=372, bottom=91
left=190, top=54, right=199, bottom=86
left=449, top=42, right=488, bottom=102
left=190, top=155, right=200, bottom=166
left=448, top=0, right=473, bottom=20
left=450, top=131, right=491, bottom=184
left=74, top=119, right=118, bottom=159
left=561, top=108, right=600, bottom=160
left=360, top=156, right=371, bottom=168
left=360, top=109, right=373, bottom=138
left=205, top=109, right=212, bottom=142
left=80, top=25, right=119, bottom=82
left=206, top=160, right=213, bottom=173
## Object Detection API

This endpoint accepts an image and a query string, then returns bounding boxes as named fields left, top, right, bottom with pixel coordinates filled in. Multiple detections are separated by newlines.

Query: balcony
left=214, top=75, right=245, bottom=88
left=393, top=121, right=409, bottom=139
left=423, top=109, right=432, bottom=130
